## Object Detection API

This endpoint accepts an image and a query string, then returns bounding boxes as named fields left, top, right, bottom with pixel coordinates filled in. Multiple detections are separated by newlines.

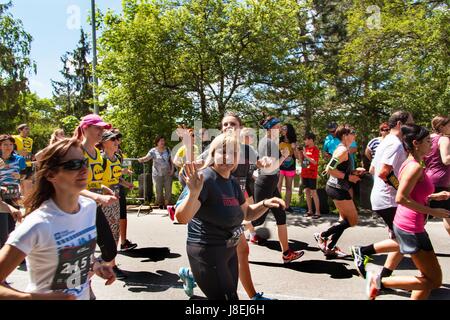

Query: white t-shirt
left=370, top=134, right=407, bottom=210
left=6, top=196, right=97, bottom=300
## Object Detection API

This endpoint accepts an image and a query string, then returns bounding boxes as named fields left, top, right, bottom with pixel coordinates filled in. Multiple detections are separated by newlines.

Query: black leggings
left=321, top=219, right=351, bottom=249
left=0, top=200, right=18, bottom=248
left=252, top=174, right=286, bottom=226
left=187, top=243, right=239, bottom=300
left=96, top=206, right=117, bottom=262
left=119, top=185, right=127, bottom=220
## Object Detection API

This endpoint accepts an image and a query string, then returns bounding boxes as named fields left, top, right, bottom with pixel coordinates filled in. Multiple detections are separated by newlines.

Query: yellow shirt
left=84, top=147, right=104, bottom=194
left=102, top=154, right=122, bottom=192
left=13, top=135, right=33, bottom=167
left=175, top=145, right=199, bottom=164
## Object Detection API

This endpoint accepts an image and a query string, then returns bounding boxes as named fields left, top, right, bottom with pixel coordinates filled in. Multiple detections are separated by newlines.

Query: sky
left=5, top=0, right=123, bottom=98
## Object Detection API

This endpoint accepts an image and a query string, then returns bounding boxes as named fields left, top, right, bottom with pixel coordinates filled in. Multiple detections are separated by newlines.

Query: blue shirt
left=0, top=153, right=26, bottom=186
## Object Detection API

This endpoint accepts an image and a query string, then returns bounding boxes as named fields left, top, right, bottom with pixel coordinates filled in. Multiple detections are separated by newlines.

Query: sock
left=326, top=219, right=351, bottom=249
left=361, top=244, right=376, bottom=256
left=380, top=267, right=393, bottom=279
left=250, top=232, right=256, bottom=237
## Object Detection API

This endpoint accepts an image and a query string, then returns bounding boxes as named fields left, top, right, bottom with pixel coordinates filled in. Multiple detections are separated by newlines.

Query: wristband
left=344, top=172, right=350, bottom=181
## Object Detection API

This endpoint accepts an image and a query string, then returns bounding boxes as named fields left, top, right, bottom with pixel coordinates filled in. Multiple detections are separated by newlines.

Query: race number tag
left=1, top=184, right=20, bottom=200
left=235, top=177, right=247, bottom=194
left=51, top=239, right=96, bottom=291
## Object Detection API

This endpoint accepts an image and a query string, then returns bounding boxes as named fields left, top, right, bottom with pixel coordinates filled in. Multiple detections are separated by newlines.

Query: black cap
left=102, top=130, right=119, bottom=142
left=327, top=122, right=337, bottom=130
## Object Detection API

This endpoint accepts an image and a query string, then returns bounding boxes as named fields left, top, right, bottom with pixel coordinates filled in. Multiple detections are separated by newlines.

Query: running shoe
left=350, top=246, right=370, bottom=278
left=329, top=246, right=348, bottom=258
left=251, top=292, right=274, bottom=300
left=313, top=232, right=328, bottom=252
left=282, top=249, right=304, bottom=264
left=167, top=205, right=175, bottom=221
left=120, top=239, right=138, bottom=251
left=365, top=271, right=381, bottom=300
left=178, top=267, right=196, bottom=297
left=250, top=234, right=265, bottom=245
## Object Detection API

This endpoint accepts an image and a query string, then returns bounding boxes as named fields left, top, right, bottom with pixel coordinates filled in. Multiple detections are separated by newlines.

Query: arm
left=0, top=245, right=75, bottom=300
left=439, top=136, right=450, bottom=166
left=378, top=163, right=393, bottom=181
left=240, top=197, right=285, bottom=221
left=326, top=147, right=360, bottom=183
left=395, top=163, right=450, bottom=218
left=0, top=200, right=22, bottom=223
left=174, top=164, right=203, bottom=224
left=79, top=190, right=118, bottom=207
left=365, top=147, right=372, bottom=162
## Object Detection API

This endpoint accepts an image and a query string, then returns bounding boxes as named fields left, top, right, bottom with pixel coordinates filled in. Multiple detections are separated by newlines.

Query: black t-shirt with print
left=187, top=167, right=245, bottom=246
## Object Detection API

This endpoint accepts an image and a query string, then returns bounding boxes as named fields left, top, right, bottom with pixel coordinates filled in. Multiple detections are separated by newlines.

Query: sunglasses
left=349, top=130, right=356, bottom=135
left=380, top=129, right=389, bottom=132
left=54, top=158, right=88, bottom=171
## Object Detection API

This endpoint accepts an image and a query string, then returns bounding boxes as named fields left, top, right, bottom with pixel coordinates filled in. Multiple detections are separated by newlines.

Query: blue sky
left=5, top=0, right=123, bottom=98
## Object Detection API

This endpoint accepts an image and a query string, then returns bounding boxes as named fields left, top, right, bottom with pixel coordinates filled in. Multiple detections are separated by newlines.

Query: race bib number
left=235, top=177, right=247, bottom=194
left=226, top=225, right=245, bottom=248
left=51, top=239, right=96, bottom=291
left=1, top=184, right=20, bottom=200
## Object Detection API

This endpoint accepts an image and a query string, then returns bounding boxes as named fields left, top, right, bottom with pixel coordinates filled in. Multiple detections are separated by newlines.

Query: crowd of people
left=0, top=110, right=448, bottom=300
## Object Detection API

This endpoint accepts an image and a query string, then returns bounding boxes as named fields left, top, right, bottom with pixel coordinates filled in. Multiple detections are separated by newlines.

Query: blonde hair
left=49, top=129, right=65, bottom=145
left=200, top=131, right=240, bottom=171
left=431, top=115, right=449, bottom=134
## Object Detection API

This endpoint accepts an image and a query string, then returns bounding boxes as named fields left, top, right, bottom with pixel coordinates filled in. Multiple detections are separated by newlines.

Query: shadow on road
left=369, top=254, right=416, bottom=271
left=117, top=270, right=182, bottom=293
left=119, top=247, right=181, bottom=262
left=436, top=253, right=450, bottom=258
left=250, top=259, right=358, bottom=279
left=258, top=239, right=320, bottom=253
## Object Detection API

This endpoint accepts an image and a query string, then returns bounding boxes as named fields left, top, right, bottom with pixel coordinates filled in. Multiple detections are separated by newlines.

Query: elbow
left=174, top=210, right=188, bottom=224
left=395, top=194, right=407, bottom=206
left=443, top=157, right=450, bottom=166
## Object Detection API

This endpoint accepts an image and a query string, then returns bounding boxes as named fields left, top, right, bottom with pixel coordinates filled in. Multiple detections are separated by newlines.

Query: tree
left=0, top=1, right=35, bottom=133
left=51, top=29, right=93, bottom=118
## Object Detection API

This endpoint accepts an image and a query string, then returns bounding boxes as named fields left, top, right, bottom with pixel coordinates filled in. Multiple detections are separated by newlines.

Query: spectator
left=278, top=124, right=297, bottom=212
left=12, top=124, right=34, bottom=199
left=365, top=122, right=390, bottom=163
left=139, top=136, right=174, bottom=209
left=299, top=132, right=321, bottom=218
left=173, top=128, right=200, bottom=188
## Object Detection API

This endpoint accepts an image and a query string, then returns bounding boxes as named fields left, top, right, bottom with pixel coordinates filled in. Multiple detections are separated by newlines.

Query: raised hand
left=183, top=163, right=204, bottom=194
left=263, top=197, right=286, bottom=210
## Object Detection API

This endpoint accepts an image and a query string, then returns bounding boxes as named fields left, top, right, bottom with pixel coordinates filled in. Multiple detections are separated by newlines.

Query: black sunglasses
left=54, top=158, right=88, bottom=171
left=380, top=129, right=389, bottom=132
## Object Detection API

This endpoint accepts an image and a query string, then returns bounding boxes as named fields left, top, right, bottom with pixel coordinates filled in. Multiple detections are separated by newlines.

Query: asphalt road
left=7, top=209, right=450, bottom=300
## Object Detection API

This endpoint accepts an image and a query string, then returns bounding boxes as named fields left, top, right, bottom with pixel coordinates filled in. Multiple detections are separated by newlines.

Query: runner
left=175, top=132, right=286, bottom=300
left=314, top=125, right=361, bottom=258
left=351, top=111, right=413, bottom=278
left=0, top=135, right=26, bottom=248
left=73, top=114, right=118, bottom=267
left=299, top=132, right=321, bottom=218
left=0, top=138, right=115, bottom=299
left=250, top=116, right=304, bottom=263
left=12, top=124, right=34, bottom=199
left=113, top=129, right=138, bottom=251
left=424, top=115, right=449, bottom=235
left=366, top=124, right=450, bottom=300
left=100, top=130, right=135, bottom=279
left=278, top=124, right=297, bottom=213
left=365, top=122, right=389, bottom=163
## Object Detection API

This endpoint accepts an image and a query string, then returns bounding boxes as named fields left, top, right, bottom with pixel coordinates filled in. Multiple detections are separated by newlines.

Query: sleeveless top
left=326, top=145, right=352, bottom=190
left=102, top=153, right=122, bottom=195
left=394, top=159, right=435, bottom=233
left=424, top=134, right=449, bottom=189
left=83, top=147, right=104, bottom=194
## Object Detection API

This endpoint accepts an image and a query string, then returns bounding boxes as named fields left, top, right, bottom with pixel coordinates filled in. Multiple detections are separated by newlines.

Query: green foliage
left=60, top=115, right=80, bottom=137
left=51, top=29, right=94, bottom=119
left=0, top=1, right=35, bottom=132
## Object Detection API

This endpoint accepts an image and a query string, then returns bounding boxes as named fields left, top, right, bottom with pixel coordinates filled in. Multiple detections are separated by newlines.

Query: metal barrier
left=122, top=158, right=153, bottom=216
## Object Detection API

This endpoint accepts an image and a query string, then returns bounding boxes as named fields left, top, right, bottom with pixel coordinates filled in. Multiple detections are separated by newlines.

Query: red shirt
left=301, top=146, right=320, bottom=179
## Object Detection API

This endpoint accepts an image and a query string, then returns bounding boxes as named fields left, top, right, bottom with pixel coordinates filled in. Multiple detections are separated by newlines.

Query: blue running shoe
left=178, top=267, right=196, bottom=297
left=251, top=292, right=274, bottom=300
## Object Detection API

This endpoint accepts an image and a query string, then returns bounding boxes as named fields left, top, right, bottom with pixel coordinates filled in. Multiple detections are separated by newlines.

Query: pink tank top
left=424, top=135, right=450, bottom=188
left=394, top=159, right=435, bottom=233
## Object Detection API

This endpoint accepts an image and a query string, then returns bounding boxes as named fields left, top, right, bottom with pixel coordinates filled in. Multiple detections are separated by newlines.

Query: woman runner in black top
left=314, top=125, right=361, bottom=258
left=175, top=132, right=285, bottom=300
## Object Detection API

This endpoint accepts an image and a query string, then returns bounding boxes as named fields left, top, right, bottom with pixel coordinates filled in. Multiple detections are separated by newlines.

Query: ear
left=45, top=170, right=58, bottom=183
